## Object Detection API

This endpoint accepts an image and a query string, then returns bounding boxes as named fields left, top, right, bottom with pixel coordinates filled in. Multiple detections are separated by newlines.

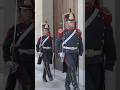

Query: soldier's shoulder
left=76, top=29, right=82, bottom=38
left=6, top=25, right=15, bottom=37
left=58, top=28, right=63, bottom=33
left=6, top=24, right=23, bottom=37
left=38, top=37, right=41, bottom=41
left=76, top=29, right=81, bottom=33
left=101, top=7, right=111, bottom=15
left=57, top=28, right=64, bottom=34
left=57, top=28, right=63, bottom=37
left=64, top=12, right=69, bottom=16
left=99, top=7, right=112, bottom=25
left=49, top=36, right=53, bottom=40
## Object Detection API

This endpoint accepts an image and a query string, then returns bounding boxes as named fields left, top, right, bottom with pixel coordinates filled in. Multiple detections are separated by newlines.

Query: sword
left=39, top=22, right=43, bottom=51
left=78, top=54, right=80, bottom=86
left=60, top=14, right=65, bottom=63
left=52, top=52, right=55, bottom=78
left=9, top=0, right=19, bottom=74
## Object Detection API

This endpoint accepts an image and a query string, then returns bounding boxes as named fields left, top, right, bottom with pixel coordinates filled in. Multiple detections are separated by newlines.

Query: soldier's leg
left=22, top=83, right=35, bottom=90
left=65, top=68, right=71, bottom=90
left=43, top=53, right=53, bottom=81
left=85, top=70, right=95, bottom=90
left=85, top=64, right=104, bottom=90
left=66, top=54, right=79, bottom=90
left=92, top=64, right=104, bottom=90
left=21, top=85, right=30, bottom=90
left=28, top=63, right=35, bottom=90
left=95, top=64, right=104, bottom=90
left=22, top=73, right=35, bottom=90
left=5, top=73, right=16, bottom=90
left=42, top=64, right=47, bottom=82
left=70, top=66, right=80, bottom=90
left=16, top=64, right=34, bottom=90
left=44, top=62, right=53, bottom=81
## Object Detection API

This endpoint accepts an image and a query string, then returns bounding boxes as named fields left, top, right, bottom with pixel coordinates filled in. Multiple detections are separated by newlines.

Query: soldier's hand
left=105, top=64, right=114, bottom=71
left=58, top=52, right=65, bottom=62
left=38, top=52, right=43, bottom=57
left=11, top=63, right=18, bottom=73
left=6, top=61, right=18, bottom=73
left=85, top=49, right=94, bottom=57
left=58, top=52, right=64, bottom=58
left=6, top=61, right=14, bottom=68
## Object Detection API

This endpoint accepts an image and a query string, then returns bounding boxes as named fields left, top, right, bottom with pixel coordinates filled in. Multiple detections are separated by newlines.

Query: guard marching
left=85, top=0, right=116, bottom=90
left=56, top=9, right=83, bottom=90
left=36, top=21, right=53, bottom=82
left=2, top=0, right=35, bottom=90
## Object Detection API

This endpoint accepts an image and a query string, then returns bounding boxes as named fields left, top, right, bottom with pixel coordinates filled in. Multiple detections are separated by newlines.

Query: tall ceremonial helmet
left=64, top=8, right=76, bottom=22
left=42, top=20, right=50, bottom=30
left=19, top=0, right=34, bottom=17
left=20, top=0, right=33, bottom=9
left=42, top=20, right=51, bottom=36
left=64, top=8, right=77, bottom=28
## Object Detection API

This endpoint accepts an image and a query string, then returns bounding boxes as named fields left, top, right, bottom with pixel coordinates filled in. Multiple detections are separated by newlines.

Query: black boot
left=65, top=70, right=71, bottom=90
left=43, top=68, right=48, bottom=82
left=22, top=85, right=31, bottom=90
left=65, top=79, right=71, bottom=90
left=45, top=63, right=53, bottom=81
left=74, top=87, right=80, bottom=90
left=65, top=86, right=71, bottom=90
left=42, top=77, right=48, bottom=82
left=49, top=76, right=53, bottom=81
left=70, top=69, right=80, bottom=90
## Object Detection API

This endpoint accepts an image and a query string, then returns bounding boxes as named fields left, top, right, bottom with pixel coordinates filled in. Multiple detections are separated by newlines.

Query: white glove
left=58, top=52, right=64, bottom=57
left=85, top=49, right=94, bottom=57
left=38, top=52, right=43, bottom=57
left=6, top=61, right=14, bottom=68
left=58, top=52, right=65, bottom=62
left=18, top=49, right=35, bottom=55
left=6, top=61, right=18, bottom=73
left=11, top=63, right=18, bottom=73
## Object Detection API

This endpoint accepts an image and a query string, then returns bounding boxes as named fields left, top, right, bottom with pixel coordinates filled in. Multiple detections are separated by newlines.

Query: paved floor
left=35, top=56, right=85, bottom=90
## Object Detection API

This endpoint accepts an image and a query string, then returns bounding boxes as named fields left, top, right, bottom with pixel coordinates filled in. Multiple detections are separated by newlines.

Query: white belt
left=86, top=49, right=102, bottom=57
left=42, top=47, right=52, bottom=49
left=18, top=49, right=35, bottom=55
left=63, top=46, right=78, bottom=50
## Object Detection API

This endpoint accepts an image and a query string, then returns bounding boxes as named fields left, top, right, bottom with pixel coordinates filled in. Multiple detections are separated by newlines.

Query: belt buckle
left=71, top=47, right=77, bottom=50
left=71, top=47, right=74, bottom=50
left=86, top=49, right=95, bottom=57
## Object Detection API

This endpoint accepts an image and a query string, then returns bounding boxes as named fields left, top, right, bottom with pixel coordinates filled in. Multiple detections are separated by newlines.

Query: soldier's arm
left=102, top=8, right=116, bottom=71
left=77, top=29, right=83, bottom=56
left=2, top=26, right=14, bottom=62
left=36, top=37, right=41, bottom=52
left=56, top=28, right=63, bottom=53
left=50, top=37, right=54, bottom=52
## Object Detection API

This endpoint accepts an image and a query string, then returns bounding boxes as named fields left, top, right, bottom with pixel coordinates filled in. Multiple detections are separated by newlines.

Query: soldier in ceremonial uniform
left=85, top=0, right=116, bottom=90
left=56, top=9, right=83, bottom=90
left=36, top=21, right=53, bottom=82
left=3, top=0, right=35, bottom=90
